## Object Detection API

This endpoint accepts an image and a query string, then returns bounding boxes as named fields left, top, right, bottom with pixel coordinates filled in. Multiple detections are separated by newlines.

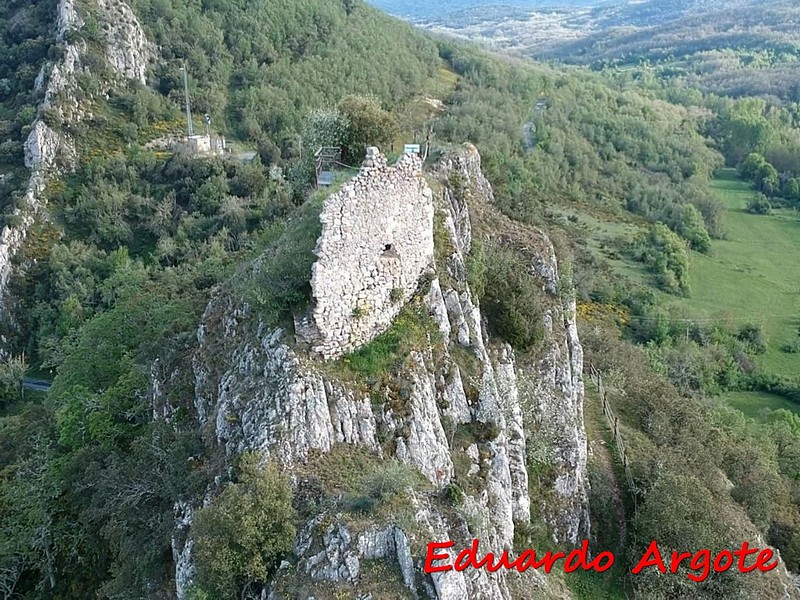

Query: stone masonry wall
left=304, top=148, right=434, bottom=359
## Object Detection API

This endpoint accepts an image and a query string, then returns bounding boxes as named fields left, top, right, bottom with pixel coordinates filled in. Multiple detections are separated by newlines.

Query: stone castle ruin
left=297, top=148, right=435, bottom=359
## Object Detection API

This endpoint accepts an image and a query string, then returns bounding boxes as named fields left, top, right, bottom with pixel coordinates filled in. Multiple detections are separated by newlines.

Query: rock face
left=299, top=149, right=435, bottom=360
left=0, top=0, right=154, bottom=318
left=529, top=270, right=590, bottom=545
left=24, top=121, right=66, bottom=172
left=179, top=145, right=588, bottom=599
left=57, top=0, right=84, bottom=38
left=436, top=143, right=589, bottom=544
left=95, top=0, right=154, bottom=84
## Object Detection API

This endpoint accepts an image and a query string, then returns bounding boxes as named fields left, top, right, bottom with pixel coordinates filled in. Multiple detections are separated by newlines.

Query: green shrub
left=442, top=483, right=466, bottom=507
left=782, top=340, right=800, bottom=354
left=746, top=193, right=772, bottom=215
left=364, top=460, right=421, bottom=500
left=481, top=242, right=544, bottom=351
left=637, top=223, right=690, bottom=295
left=192, top=454, right=296, bottom=599
left=238, top=197, right=323, bottom=326
left=466, top=238, right=488, bottom=301
left=339, top=304, right=435, bottom=379
left=737, top=323, right=767, bottom=354
left=338, top=458, right=427, bottom=516
left=338, top=95, right=400, bottom=164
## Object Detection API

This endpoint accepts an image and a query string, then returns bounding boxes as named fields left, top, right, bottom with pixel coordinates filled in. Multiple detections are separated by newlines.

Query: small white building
left=185, top=134, right=227, bottom=156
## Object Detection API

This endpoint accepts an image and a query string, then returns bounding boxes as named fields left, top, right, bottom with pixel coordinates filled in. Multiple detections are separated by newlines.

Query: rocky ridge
left=0, top=0, right=153, bottom=315
left=177, top=145, right=589, bottom=599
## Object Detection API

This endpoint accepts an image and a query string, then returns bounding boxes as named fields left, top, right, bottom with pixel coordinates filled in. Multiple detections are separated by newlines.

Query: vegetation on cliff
left=3, top=0, right=800, bottom=598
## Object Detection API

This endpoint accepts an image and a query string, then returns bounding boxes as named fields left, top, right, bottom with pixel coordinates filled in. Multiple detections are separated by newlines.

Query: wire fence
left=588, top=364, right=638, bottom=512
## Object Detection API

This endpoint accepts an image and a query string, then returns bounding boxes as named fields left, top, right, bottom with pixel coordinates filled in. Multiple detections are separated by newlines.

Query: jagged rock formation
left=528, top=253, right=590, bottom=545
left=0, top=0, right=84, bottom=304
left=95, top=0, right=154, bottom=84
left=297, top=148, right=435, bottom=360
left=436, top=144, right=590, bottom=544
left=0, top=0, right=153, bottom=315
left=180, top=146, right=588, bottom=599
left=0, top=117, right=75, bottom=308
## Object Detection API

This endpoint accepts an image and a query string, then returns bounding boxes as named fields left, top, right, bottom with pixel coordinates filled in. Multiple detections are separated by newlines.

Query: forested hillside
left=0, top=1, right=449, bottom=596
left=0, top=0, right=56, bottom=204
left=434, top=40, right=800, bottom=598
left=3, top=0, right=800, bottom=598
left=546, top=1, right=800, bottom=102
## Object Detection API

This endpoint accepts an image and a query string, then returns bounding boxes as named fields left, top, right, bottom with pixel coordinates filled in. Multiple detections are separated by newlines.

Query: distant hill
left=540, top=0, right=800, bottom=101
left=378, top=0, right=800, bottom=102
left=367, top=0, right=754, bottom=25
left=367, top=0, right=601, bottom=21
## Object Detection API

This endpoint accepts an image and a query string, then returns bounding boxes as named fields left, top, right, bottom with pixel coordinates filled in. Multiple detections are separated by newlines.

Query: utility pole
left=181, top=62, right=194, bottom=136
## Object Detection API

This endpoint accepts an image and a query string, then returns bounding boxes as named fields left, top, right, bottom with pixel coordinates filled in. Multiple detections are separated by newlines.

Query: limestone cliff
left=0, top=0, right=153, bottom=315
left=178, top=146, right=589, bottom=599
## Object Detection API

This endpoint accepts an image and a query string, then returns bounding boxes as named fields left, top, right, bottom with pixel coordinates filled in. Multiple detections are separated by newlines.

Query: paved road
left=23, top=378, right=52, bottom=392
left=523, top=97, right=549, bottom=153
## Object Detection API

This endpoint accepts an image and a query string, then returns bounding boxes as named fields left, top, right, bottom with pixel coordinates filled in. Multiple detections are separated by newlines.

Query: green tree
left=755, top=162, right=779, bottom=195
left=338, top=95, right=400, bottom=163
left=302, top=108, right=350, bottom=153
left=782, top=178, right=800, bottom=206
left=675, top=203, right=711, bottom=252
left=739, top=152, right=767, bottom=181
left=481, top=243, right=545, bottom=351
left=0, top=354, right=28, bottom=404
left=719, top=99, right=772, bottom=164
left=192, top=454, right=296, bottom=599
left=639, top=224, right=690, bottom=295
left=747, top=193, right=772, bottom=215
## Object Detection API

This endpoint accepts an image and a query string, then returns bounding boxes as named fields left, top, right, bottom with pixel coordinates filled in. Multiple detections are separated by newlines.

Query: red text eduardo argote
left=424, top=539, right=779, bottom=582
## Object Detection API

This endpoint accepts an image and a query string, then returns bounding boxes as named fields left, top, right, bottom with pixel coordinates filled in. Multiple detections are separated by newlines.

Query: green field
left=669, top=169, right=800, bottom=379
left=723, top=390, right=800, bottom=421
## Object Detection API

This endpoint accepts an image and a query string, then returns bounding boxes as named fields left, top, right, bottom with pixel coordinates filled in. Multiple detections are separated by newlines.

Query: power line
left=332, top=160, right=361, bottom=171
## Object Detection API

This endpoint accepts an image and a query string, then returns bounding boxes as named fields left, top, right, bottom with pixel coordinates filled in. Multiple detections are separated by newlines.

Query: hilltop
left=2, top=0, right=800, bottom=599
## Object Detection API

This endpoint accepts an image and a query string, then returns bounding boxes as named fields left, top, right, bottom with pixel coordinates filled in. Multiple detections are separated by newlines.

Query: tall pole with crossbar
left=181, top=62, right=194, bottom=137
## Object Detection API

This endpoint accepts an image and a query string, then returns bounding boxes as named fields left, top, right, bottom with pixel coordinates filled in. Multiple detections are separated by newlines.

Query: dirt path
left=590, top=435, right=628, bottom=552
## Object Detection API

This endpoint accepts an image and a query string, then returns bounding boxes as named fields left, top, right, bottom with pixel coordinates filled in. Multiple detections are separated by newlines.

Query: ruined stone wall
left=304, top=149, right=435, bottom=359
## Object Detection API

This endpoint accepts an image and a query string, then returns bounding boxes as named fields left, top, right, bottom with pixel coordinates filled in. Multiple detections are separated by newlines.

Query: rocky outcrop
left=95, top=0, right=154, bottom=84
left=57, top=0, right=84, bottom=38
left=179, top=146, right=588, bottom=599
left=436, top=144, right=590, bottom=544
left=193, top=307, right=382, bottom=466
left=24, top=121, right=67, bottom=172
left=0, top=120, right=69, bottom=306
left=290, top=516, right=416, bottom=591
left=0, top=0, right=154, bottom=318
left=529, top=290, right=590, bottom=545
left=0, top=0, right=78, bottom=306
left=172, top=502, right=196, bottom=598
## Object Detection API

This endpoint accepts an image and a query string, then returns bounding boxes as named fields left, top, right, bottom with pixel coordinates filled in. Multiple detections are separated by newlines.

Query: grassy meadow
left=666, top=169, right=800, bottom=416
left=671, top=169, right=800, bottom=377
